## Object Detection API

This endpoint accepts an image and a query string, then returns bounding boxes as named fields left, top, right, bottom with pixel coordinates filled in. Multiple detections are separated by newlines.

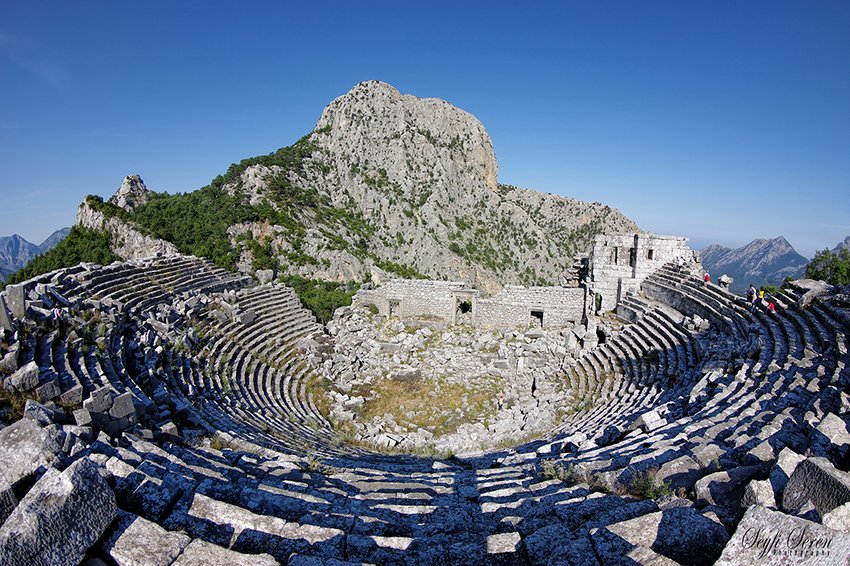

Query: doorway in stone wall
left=530, top=310, right=544, bottom=328
left=389, top=300, right=400, bottom=319
left=456, top=299, right=472, bottom=325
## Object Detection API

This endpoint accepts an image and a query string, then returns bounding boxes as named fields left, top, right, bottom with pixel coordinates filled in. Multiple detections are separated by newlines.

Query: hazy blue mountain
left=0, top=227, right=70, bottom=282
left=832, top=236, right=850, bottom=254
left=38, top=227, right=72, bottom=253
left=701, top=236, right=808, bottom=294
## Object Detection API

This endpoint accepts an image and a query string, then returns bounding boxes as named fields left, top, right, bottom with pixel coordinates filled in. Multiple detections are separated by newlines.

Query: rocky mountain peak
left=313, top=80, right=498, bottom=192
left=109, top=174, right=152, bottom=212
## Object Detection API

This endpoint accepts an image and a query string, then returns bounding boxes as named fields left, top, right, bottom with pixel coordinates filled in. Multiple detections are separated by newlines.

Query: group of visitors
left=746, top=284, right=776, bottom=314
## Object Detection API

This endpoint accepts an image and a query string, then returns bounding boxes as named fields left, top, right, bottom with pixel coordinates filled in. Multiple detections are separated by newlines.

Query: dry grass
left=351, top=374, right=501, bottom=436
left=0, top=388, right=30, bottom=422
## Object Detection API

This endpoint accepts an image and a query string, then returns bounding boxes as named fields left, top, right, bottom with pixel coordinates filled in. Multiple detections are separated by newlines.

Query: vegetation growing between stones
left=1, top=226, right=120, bottom=289
left=280, top=276, right=358, bottom=324
left=347, top=373, right=501, bottom=438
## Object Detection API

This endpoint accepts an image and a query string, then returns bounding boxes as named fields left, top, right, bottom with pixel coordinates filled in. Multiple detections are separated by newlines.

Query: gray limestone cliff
left=77, top=177, right=178, bottom=260
left=225, top=81, right=639, bottom=291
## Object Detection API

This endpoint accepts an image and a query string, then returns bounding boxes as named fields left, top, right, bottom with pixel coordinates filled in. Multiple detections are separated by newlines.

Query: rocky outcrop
left=77, top=198, right=178, bottom=260
left=110, top=174, right=153, bottom=213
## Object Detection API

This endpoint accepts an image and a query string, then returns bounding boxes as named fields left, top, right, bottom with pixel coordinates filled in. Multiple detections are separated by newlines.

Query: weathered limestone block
left=654, top=455, right=705, bottom=491
left=0, top=295, right=14, bottom=332
left=172, top=539, right=277, bottom=566
left=34, top=378, right=60, bottom=403
left=0, top=458, right=116, bottom=566
left=0, top=485, right=17, bottom=525
left=742, top=479, right=777, bottom=509
left=23, top=398, right=57, bottom=426
left=823, top=502, right=850, bottom=533
left=3, top=284, right=25, bottom=319
left=590, top=507, right=729, bottom=565
left=783, top=457, right=850, bottom=515
left=109, top=391, right=136, bottom=419
left=769, top=447, right=805, bottom=497
left=100, top=511, right=191, bottom=566
left=83, top=385, right=113, bottom=414
left=59, top=383, right=84, bottom=407
left=523, top=523, right=598, bottom=564
left=808, top=412, right=850, bottom=462
left=715, top=505, right=850, bottom=565
left=9, top=360, right=39, bottom=392
left=631, top=409, right=664, bottom=433
left=0, top=417, right=60, bottom=490
left=486, top=531, right=525, bottom=565
left=694, top=465, right=762, bottom=509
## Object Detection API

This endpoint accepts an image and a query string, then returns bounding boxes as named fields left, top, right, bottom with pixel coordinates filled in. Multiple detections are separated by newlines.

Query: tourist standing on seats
left=704, top=271, right=710, bottom=285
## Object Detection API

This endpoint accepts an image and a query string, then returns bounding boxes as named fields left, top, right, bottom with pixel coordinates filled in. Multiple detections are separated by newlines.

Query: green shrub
left=281, top=276, right=357, bottom=324
left=2, top=226, right=120, bottom=288
left=805, top=248, right=850, bottom=286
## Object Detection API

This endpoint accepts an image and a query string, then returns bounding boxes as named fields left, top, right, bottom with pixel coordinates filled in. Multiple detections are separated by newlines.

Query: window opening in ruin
left=458, top=300, right=472, bottom=314
left=531, top=310, right=544, bottom=327
left=629, top=247, right=636, bottom=267
left=612, top=247, right=619, bottom=265
left=647, top=249, right=654, bottom=260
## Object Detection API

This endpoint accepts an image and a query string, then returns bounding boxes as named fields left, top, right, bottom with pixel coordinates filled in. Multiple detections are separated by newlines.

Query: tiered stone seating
left=3, top=254, right=850, bottom=564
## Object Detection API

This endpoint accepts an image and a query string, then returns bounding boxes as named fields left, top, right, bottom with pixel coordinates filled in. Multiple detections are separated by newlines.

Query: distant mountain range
left=0, top=228, right=71, bottom=282
left=700, top=236, right=808, bottom=294
left=833, top=236, right=850, bottom=254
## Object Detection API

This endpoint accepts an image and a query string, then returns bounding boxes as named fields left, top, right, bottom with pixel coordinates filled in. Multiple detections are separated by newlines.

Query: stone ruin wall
left=354, top=280, right=586, bottom=330
left=354, top=233, right=692, bottom=330
left=354, top=280, right=470, bottom=324
left=474, top=285, right=586, bottom=330
left=590, top=233, right=696, bottom=313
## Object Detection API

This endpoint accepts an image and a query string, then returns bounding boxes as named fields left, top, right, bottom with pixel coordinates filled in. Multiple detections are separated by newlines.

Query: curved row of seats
left=3, top=255, right=850, bottom=564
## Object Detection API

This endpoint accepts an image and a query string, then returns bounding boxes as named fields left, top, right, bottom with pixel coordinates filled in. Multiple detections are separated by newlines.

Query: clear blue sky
left=1, top=1, right=848, bottom=257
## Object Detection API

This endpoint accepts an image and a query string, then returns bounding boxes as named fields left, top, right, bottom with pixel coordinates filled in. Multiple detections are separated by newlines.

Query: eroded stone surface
left=715, top=505, right=850, bottom=565
left=0, top=458, right=116, bottom=566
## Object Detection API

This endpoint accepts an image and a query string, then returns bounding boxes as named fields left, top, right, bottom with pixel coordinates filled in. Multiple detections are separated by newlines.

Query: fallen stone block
left=83, top=385, right=113, bottom=413
left=0, top=417, right=61, bottom=490
left=73, top=408, right=93, bottom=427
left=695, top=465, right=762, bottom=509
left=9, top=360, right=40, bottom=392
left=23, top=398, right=57, bottom=426
left=631, top=409, right=664, bottom=433
left=34, top=379, right=60, bottom=403
left=172, top=539, right=277, bottom=566
left=109, top=391, right=136, bottom=419
left=769, top=447, right=805, bottom=497
left=590, top=507, right=729, bottom=565
left=0, top=457, right=116, bottom=566
left=59, top=384, right=84, bottom=407
left=742, top=479, right=777, bottom=509
left=100, top=511, right=191, bottom=566
left=823, top=502, right=850, bottom=533
left=486, top=531, right=525, bottom=565
left=808, top=412, right=850, bottom=462
left=783, top=457, right=850, bottom=515
left=715, top=505, right=850, bottom=565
